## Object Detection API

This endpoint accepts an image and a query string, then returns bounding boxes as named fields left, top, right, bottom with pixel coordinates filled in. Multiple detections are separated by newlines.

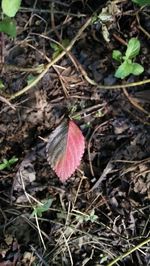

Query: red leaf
left=46, top=120, right=85, bottom=182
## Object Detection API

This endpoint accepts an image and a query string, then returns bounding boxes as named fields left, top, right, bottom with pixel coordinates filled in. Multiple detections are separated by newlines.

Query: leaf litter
left=0, top=0, right=150, bottom=265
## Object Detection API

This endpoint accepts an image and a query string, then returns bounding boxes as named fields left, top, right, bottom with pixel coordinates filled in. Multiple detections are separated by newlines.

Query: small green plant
left=50, top=39, right=70, bottom=59
left=0, top=0, right=22, bottom=37
left=74, top=209, right=98, bottom=223
left=31, top=199, right=53, bottom=218
left=0, top=156, right=18, bottom=170
left=112, top=38, right=144, bottom=79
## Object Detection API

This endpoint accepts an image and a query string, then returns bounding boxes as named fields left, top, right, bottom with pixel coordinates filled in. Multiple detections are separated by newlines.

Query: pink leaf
left=46, top=120, right=85, bottom=182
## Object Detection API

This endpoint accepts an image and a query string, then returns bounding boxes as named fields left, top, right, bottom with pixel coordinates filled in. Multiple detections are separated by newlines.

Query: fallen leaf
left=46, top=120, right=85, bottom=182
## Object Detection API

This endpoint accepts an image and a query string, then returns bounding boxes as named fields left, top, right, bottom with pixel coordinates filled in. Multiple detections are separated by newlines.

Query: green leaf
left=50, top=42, right=60, bottom=52
left=88, top=209, right=98, bottom=222
left=8, top=156, right=18, bottom=166
left=31, top=199, right=53, bottom=218
left=51, top=43, right=62, bottom=59
left=75, top=214, right=84, bottom=223
left=0, top=162, right=8, bottom=170
left=115, top=60, right=133, bottom=79
left=2, top=0, right=21, bottom=17
left=112, top=50, right=123, bottom=62
left=62, top=39, right=70, bottom=47
left=0, top=18, right=16, bottom=37
left=0, top=156, right=18, bottom=170
left=131, top=63, right=144, bottom=75
left=91, top=14, right=99, bottom=24
left=52, top=50, right=62, bottom=59
left=125, top=38, right=141, bottom=59
left=51, top=39, right=70, bottom=59
left=132, top=0, right=150, bottom=6
left=27, top=74, right=37, bottom=85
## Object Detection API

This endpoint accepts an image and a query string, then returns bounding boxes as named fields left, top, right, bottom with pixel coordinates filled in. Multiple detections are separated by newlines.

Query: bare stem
left=107, top=237, right=150, bottom=266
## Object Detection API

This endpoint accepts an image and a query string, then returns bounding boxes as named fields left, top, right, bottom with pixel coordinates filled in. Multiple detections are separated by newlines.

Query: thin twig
left=20, top=7, right=86, bottom=17
left=27, top=41, right=69, bottom=97
left=107, top=237, right=150, bottom=266
left=77, top=61, right=150, bottom=90
left=61, top=231, right=73, bottom=266
left=71, top=103, right=106, bottom=119
left=51, top=3, right=62, bottom=41
left=72, top=170, right=86, bottom=209
left=136, top=12, right=150, bottom=39
left=88, top=121, right=110, bottom=177
left=30, top=245, right=49, bottom=266
left=0, top=95, right=16, bottom=110
left=112, top=33, right=127, bottom=46
left=19, top=170, right=46, bottom=250
left=0, top=63, right=44, bottom=73
left=34, top=210, right=47, bottom=250
left=123, top=88, right=149, bottom=115
left=9, top=16, right=92, bottom=100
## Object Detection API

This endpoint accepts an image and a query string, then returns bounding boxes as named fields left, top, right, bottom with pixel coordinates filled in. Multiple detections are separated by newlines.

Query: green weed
left=51, top=39, right=70, bottom=59
left=112, top=38, right=144, bottom=79
left=0, top=0, right=21, bottom=37
left=31, top=199, right=53, bottom=218
left=0, top=156, right=18, bottom=170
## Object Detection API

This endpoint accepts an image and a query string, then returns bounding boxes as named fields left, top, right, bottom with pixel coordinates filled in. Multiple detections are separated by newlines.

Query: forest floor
left=0, top=0, right=150, bottom=265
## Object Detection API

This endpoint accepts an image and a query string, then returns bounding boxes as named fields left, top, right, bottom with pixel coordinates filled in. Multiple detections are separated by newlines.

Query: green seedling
left=0, top=156, right=18, bottom=170
left=112, top=38, right=144, bottom=79
left=31, top=199, right=53, bottom=218
left=75, top=209, right=98, bottom=223
left=51, top=39, right=70, bottom=59
left=0, top=0, right=22, bottom=37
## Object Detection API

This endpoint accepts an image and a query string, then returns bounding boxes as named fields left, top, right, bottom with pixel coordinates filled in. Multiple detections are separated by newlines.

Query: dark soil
left=0, top=1, right=150, bottom=265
